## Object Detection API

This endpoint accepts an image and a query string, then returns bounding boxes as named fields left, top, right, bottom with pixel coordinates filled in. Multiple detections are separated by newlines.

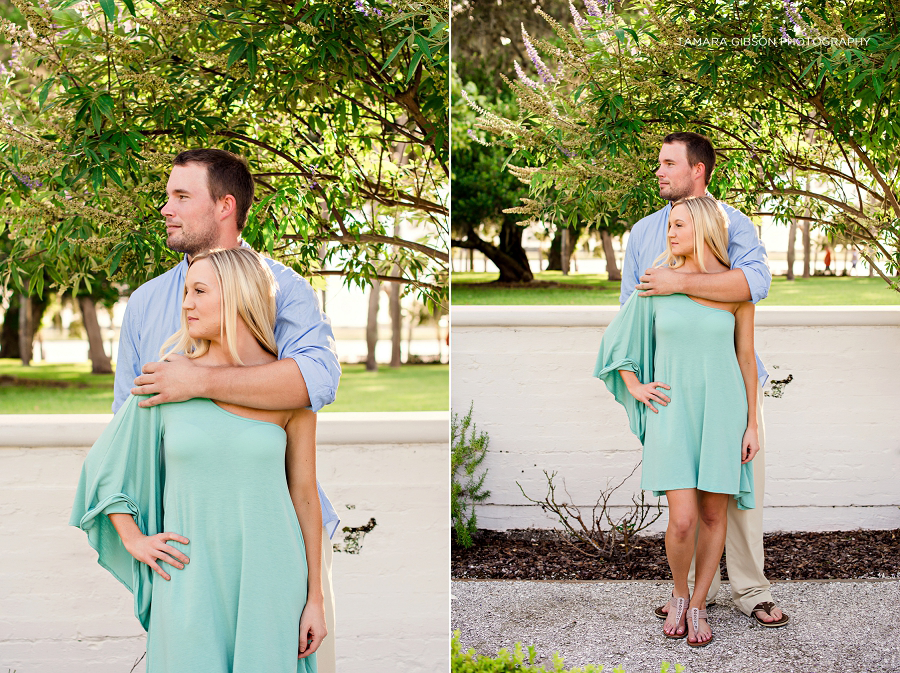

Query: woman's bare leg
left=663, top=488, right=698, bottom=636
left=689, top=490, right=729, bottom=644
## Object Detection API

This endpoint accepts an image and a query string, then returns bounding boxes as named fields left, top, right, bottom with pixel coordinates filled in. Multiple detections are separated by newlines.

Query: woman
left=71, top=247, right=324, bottom=672
left=594, top=196, right=759, bottom=647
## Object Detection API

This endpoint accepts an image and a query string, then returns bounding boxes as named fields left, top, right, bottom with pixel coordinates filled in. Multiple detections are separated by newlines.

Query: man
left=620, top=132, right=789, bottom=628
left=113, top=148, right=343, bottom=669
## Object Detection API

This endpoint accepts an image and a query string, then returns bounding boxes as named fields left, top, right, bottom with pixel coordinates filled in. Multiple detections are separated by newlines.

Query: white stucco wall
left=451, top=306, right=900, bottom=533
left=0, top=412, right=449, bottom=673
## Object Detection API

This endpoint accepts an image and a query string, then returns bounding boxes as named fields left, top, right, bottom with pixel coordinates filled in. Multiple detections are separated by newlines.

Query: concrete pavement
left=452, top=579, right=900, bottom=672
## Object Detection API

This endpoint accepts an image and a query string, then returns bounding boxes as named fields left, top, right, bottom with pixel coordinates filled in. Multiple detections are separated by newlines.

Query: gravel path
left=452, top=580, right=900, bottom=672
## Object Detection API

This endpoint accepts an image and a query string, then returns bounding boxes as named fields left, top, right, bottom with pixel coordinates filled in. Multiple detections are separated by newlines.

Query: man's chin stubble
left=167, top=234, right=215, bottom=257
left=660, top=188, right=691, bottom=202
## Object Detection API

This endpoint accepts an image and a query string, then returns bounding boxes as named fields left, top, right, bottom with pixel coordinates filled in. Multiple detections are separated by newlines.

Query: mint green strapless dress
left=71, top=396, right=316, bottom=672
left=594, top=293, right=754, bottom=509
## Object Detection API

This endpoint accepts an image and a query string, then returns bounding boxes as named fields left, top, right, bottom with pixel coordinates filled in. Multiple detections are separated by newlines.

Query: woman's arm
left=734, top=302, right=760, bottom=464
left=285, top=408, right=326, bottom=659
left=107, top=513, right=190, bottom=581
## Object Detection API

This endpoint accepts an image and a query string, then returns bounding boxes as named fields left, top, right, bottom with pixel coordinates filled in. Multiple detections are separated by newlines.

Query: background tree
left=470, top=0, right=900, bottom=292
left=450, top=0, right=575, bottom=282
left=451, top=73, right=534, bottom=281
left=0, top=0, right=450, bottom=333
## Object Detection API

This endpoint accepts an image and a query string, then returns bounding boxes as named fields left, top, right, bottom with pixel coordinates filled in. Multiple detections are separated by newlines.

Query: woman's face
left=182, top=258, right=222, bottom=341
left=667, top=203, right=695, bottom=257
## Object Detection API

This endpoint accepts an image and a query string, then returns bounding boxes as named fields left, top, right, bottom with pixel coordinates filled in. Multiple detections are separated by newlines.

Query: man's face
left=655, top=142, right=697, bottom=202
left=160, top=163, right=220, bottom=256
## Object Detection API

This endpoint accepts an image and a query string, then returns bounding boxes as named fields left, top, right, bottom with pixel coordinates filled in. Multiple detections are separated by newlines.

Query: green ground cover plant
left=451, top=403, right=491, bottom=547
left=451, top=273, right=900, bottom=306
left=451, top=631, right=684, bottom=673
left=0, top=361, right=447, bottom=413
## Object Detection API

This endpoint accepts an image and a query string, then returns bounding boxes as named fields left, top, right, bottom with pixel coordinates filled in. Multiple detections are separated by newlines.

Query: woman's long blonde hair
left=654, top=195, right=731, bottom=272
left=159, top=247, right=278, bottom=365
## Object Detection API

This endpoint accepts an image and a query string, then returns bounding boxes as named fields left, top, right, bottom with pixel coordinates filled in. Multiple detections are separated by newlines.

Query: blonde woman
left=594, top=195, right=759, bottom=647
left=72, top=247, right=324, bottom=672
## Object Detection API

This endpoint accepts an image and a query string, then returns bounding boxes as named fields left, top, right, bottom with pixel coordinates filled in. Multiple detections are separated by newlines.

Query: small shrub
left=517, top=462, right=662, bottom=560
left=451, top=402, right=491, bottom=548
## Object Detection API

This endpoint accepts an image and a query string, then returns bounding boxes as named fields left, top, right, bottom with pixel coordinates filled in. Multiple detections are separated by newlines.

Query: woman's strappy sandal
left=662, top=595, right=688, bottom=639
left=686, top=607, right=713, bottom=647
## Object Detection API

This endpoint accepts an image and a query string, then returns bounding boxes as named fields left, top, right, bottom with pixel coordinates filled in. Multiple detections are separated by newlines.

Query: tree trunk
left=18, top=291, right=32, bottom=366
left=434, top=307, right=442, bottom=363
left=786, top=218, right=798, bottom=281
left=390, top=219, right=403, bottom=367
left=78, top=296, right=113, bottom=374
left=560, top=228, right=570, bottom=276
left=546, top=232, right=562, bottom=271
left=406, top=309, right=415, bottom=362
left=389, top=274, right=402, bottom=368
left=1, top=292, right=49, bottom=362
left=366, top=280, right=381, bottom=371
left=452, top=221, right=534, bottom=282
left=0, top=294, right=21, bottom=359
left=802, top=219, right=811, bottom=278
left=495, top=220, right=532, bottom=282
left=600, top=228, right=621, bottom=281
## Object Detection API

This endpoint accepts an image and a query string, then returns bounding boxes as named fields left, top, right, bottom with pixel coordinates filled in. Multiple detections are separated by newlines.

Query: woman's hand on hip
left=741, top=426, right=760, bottom=464
left=123, top=532, right=190, bottom=581
left=298, top=597, right=327, bottom=659
left=626, top=381, right=671, bottom=413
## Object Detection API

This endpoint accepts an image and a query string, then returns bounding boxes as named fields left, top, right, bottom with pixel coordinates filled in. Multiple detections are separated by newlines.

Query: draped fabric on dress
left=70, top=394, right=163, bottom=630
left=593, top=292, right=655, bottom=444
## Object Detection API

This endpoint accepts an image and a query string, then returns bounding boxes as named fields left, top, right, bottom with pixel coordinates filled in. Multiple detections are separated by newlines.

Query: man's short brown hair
left=173, top=149, right=255, bottom=230
left=663, top=132, right=716, bottom=186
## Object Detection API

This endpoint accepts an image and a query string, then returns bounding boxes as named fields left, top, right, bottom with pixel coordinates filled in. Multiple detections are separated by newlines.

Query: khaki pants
left=687, top=384, right=773, bottom=615
left=317, top=527, right=337, bottom=673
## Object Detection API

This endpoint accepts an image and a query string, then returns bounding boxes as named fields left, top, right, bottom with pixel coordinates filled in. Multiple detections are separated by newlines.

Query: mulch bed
left=452, top=529, right=900, bottom=581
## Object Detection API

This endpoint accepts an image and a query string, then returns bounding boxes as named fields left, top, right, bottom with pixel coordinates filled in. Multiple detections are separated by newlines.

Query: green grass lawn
left=0, top=360, right=448, bottom=414
left=451, top=272, right=900, bottom=306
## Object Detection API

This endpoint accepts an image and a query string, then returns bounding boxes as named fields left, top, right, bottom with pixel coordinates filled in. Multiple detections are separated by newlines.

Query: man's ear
left=694, top=161, right=707, bottom=183
left=217, top=194, right=237, bottom=221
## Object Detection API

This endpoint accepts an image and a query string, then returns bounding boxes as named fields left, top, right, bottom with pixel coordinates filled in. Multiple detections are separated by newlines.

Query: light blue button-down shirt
left=113, top=244, right=342, bottom=537
left=620, top=200, right=771, bottom=385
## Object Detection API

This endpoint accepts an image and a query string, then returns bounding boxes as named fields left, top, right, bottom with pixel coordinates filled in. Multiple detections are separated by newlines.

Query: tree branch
left=312, top=233, right=448, bottom=264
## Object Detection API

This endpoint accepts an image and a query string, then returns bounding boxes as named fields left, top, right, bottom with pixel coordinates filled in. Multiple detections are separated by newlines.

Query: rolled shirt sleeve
left=722, top=205, right=772, bottom=305
left=271, top=267, right=341, bottom=413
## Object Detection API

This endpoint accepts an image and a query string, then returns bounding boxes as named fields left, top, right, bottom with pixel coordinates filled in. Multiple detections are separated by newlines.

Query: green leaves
left=1, top=0, right=448, bottom=307
left=475, top=0, right=899, bottom=293
left=98, top=0, right=116, bottom=23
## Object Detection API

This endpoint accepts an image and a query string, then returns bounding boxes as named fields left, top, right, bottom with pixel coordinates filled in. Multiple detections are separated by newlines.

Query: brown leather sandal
left=752, top=601, right=790, bottom=628
left=686, top=607, right=713, bottom=647
left=662, top=595, right=688, bottom=639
